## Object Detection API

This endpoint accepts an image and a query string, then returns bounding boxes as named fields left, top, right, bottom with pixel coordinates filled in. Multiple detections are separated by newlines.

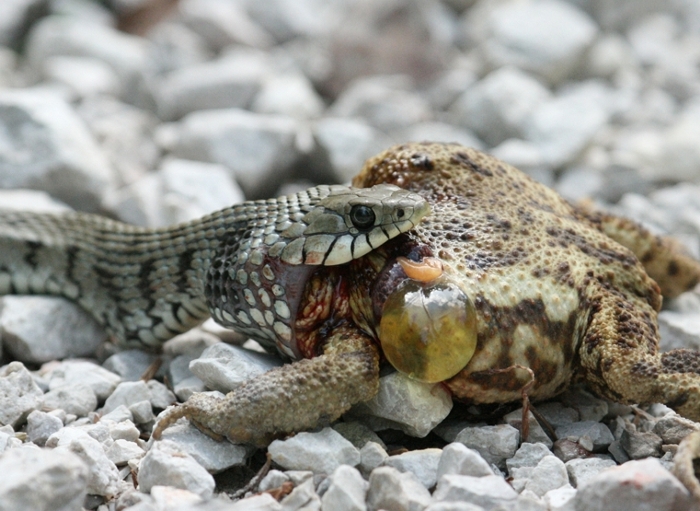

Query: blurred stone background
left=2, top=2, right=700, bottom=509
left=0, top=0, right=699, bottom=243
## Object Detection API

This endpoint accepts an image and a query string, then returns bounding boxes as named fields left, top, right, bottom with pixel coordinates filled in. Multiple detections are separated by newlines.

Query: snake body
left=0, top=184, right=429, bottom=354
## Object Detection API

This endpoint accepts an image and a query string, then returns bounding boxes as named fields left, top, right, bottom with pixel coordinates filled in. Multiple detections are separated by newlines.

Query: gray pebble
left=102, top=349, right=158, bottom=382
left=170, top=108, right=299, bottom=198
left=383, top=448, right=442, bottom=489
left=454, top=424, right=520, bottom=468
left=573, top=458, right=692, bottom=511
left=26, top=410, right=64, bottom=446
left=506, top=442, right=552, bottom=474
left=510, top=455, right=569, bottom=497
left=433, top=474, right=518, bottom=510
left=0, top=296, right=106, bottom=364
left=359, top=441, right=389, bottom=477
left=0, top=361, right=43, bottom=428
left=189, top=343, right=282, bottom=393
left=139, top=439, right=215, bottom=499
left=0, top=446, right=88, bottom=511
left=350, top=371, right=452, bottom=438
left=652, top=414, right=700, bottom=444
left=565, top=457, right=617, bottom=488
left=321, top=465, right=368, bottom=511
left=158, top=420, right=252, bottom=473
left=555, top=421, right=615, bottom=453
left=269, top=427, right=360, bottom=474
left=437, top=443, right=494, bottom=479
left=43, top=360, right=121, bottom=401
left=42, top=382, right=97, bottom=417
left=102, top=380, right=151, bottom=414
left=619, top=427, right=663, bottom=459
left=0, top=89, right=114, bottom=212
left=366, top=466, right=432, bottom=511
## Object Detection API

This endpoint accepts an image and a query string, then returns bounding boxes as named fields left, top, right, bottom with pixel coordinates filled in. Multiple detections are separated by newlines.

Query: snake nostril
left=397, top=209, right=405, bottom=218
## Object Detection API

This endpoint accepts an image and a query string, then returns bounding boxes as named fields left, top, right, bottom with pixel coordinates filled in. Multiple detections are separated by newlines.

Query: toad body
left=150, top=142, right=700, bottom=444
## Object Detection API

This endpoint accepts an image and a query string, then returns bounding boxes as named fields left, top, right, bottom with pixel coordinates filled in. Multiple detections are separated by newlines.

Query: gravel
left=1, top=0, right=700, bottom=509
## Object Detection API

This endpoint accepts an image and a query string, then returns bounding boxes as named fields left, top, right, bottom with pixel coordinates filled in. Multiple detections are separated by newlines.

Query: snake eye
left=350, top=205, right=376, bottom=229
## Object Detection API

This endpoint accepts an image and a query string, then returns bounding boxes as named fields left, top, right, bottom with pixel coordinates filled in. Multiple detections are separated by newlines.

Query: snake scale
left=0, top=184, right=429, bottom=356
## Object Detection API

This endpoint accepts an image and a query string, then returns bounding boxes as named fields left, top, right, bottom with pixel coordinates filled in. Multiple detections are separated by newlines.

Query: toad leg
left=152, top=325, right=380, bottom=445
left=578, top=292, right=700, bottom=421
left=576, top=205, right=700, bottom=298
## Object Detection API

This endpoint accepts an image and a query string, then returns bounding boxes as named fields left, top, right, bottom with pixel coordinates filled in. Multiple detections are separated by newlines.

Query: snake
left=0, top=184, right=429, bottom=356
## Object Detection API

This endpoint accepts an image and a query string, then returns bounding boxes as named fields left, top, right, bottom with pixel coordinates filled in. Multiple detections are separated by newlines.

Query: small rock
left=350, top=371, right=453, bottom=438
left=424, top=503, right=486, bottom=511
left=129, top=400, right=155, bottom=425
left=321, top=465, right=368, bottom=511
left=506, top=442, right=552, bottom=475
left=0, top=189, right=70, bottom=213
left=42, top=360, right=121, bottom=401
left=0, top=88, right=114, bottom=213
left=269, top=427, right=361, bottom=474
left=619, top=427, right=663, bottom=459
left=231, top=493, right=283, bottom=511
left=652, top=414, right=700, bottom=444
left=280, top=477, right=321, bottom=511
left=171, top=108, right=299, bottom=198
left=0, top=361, right=44, bottom=428
left=189, top=343, right=282, bottom=393
left=155, top=51, right=269, bottom=121
left=559, top=389, right=609, bottom=423
left=259, top=469, right=290, bottom=492
left=102, top=349, right=158, bottom=381
left=573, top=458, right=692, bottom=511
left=150, top=485, right=203, bottom=510
left=360, top=442, right=389, bottom=477
left=524, top=82, right=612, bottom=167
left=451, top=66, right=550, bottom=146
left=158, top=158, right=245, bottom=226
left=146, top=380, right=176, bottom=410
left=503, top=408, right=553, bottom=448
left=139, top=440, right=215, bottom=499
left=332, top=422, right=385, bottom=451
left=534, top=402, right=579, bottom=429
left=0, top=446, right=88, bottom=511
left=26, top=410, right=64, bottom=446
left=552, top=438, right=592, bottom=463
left=158, top=420, right=251, bottom=473
left=366, top=466, right=432, bottom=511
left=510, top=455, right=569, bottom=497
left=543, top=485, right=577, bottom=511
left=25, top=15, right=149, bottom=100
left=383, top=448, right=442, bottom=489
left=433, top=474, right=518, bottom=510
left=42, top=55, right=121, bottom=99
left=100, top=405, right=134, bottom=424
left=472, top=0, right=598, bottom=84
left=658, top=116, right=700, bottom=182
left=555, top=421, right=615, bottom=453
left=437, top=443, right=494, bottom=479
left=252, top=72, right=325, bottom=119
left=0, top=296, right=107, bottom=364
left=42, top=382, right=98, bottom=417
left=330, top=75, right=433, bottom=132
left=565, top=457, right=617, bottom=488
left=102, top=381, right=152, bottom=415
left=105, top=438, right=146, bottom=466
left=309, top=117, right=391, bottom=183
left=454, top=424, right=520, bottom=468
left=59, top=433, right=120, bottom=497
left=77, top=96, right=159, bottom=188
left=178, top=0, right=273, bottom=50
